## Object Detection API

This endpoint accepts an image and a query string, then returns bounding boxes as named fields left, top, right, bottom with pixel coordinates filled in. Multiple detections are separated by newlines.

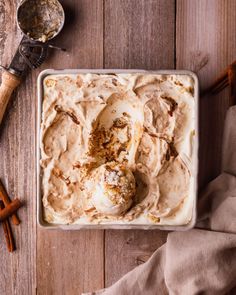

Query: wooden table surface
left=0, top=0, right=235, bottom=294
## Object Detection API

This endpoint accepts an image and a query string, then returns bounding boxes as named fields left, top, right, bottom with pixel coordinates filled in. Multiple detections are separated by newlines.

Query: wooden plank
left=0, top=0, right=37, bottom=294
left=176, top=0, right=236, bottom=188
left=104, top=0, right=175, bottom=286
left=35, top=1, right=104, bottom=295
left=104, top=230, right=167, bottom=286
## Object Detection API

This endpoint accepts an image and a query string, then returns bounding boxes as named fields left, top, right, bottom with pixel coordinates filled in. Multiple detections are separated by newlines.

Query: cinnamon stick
left=202, top=71, right=228, bottom=96
left=202, top=60, right=236, bottom=96
left=0, top=201, right=15, bottom=252
left=228, top=64, right=236, bottom=105
left=0, top=198, right=22, bottom=222
left=0, top=179, right=20, bottom=225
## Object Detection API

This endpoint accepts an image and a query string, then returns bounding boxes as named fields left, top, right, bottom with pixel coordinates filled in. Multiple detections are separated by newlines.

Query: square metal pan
left=37, top=69, right=199, bottom=230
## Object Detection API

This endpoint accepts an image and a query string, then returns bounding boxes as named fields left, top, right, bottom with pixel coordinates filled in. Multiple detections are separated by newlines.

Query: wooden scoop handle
left=0, top=70, right=21, bottom=125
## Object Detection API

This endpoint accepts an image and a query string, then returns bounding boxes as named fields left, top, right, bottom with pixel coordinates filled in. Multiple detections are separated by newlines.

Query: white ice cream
left=40, top=72, right=197, bottom=226
left=85, top=163, right=136, bottom=216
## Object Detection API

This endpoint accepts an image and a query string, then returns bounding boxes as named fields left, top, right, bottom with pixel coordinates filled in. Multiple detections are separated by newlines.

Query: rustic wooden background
left=0, top=0, right=235, bottom=294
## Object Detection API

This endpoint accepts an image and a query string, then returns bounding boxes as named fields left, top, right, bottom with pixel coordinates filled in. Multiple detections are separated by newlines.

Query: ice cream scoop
left=17, top=0, right=65, bottom=43
left=86, top=163, right=136, bottom=216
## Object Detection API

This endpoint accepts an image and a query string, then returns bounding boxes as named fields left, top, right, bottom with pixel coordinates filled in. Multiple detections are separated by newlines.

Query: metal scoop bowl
left=17, top=0, right=65, bottom=43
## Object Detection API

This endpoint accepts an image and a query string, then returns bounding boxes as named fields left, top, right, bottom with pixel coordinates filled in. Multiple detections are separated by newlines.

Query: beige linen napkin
left=85, top=106, right=236, bottom=295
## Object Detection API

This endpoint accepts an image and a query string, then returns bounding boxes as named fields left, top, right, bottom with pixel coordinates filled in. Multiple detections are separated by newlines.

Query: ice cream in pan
left=40, top=73, right=196, bottom=226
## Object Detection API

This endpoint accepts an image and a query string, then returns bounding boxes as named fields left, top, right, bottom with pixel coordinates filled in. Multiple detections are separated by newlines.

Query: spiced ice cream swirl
left=40, top=72, right=196, bottom=226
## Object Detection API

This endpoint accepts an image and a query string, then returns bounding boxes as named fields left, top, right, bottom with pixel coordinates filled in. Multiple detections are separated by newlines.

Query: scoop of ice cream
left=87, top=163, right=136, bottom=216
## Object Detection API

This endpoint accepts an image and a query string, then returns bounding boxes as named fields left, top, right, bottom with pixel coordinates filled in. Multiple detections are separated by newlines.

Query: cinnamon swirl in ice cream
left=40, top=72, right=197, bottom=226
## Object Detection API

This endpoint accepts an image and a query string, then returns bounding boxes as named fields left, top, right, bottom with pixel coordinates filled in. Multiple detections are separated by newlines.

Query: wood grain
left=176, top=0, right=236, bottom=189
left=104, top=0, right=175, bottom=286
left=36, top=1, right=104, bottom=295
left=104, top=0, right=175, bottom=70
left=0, top=1, right=37, bottom=294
